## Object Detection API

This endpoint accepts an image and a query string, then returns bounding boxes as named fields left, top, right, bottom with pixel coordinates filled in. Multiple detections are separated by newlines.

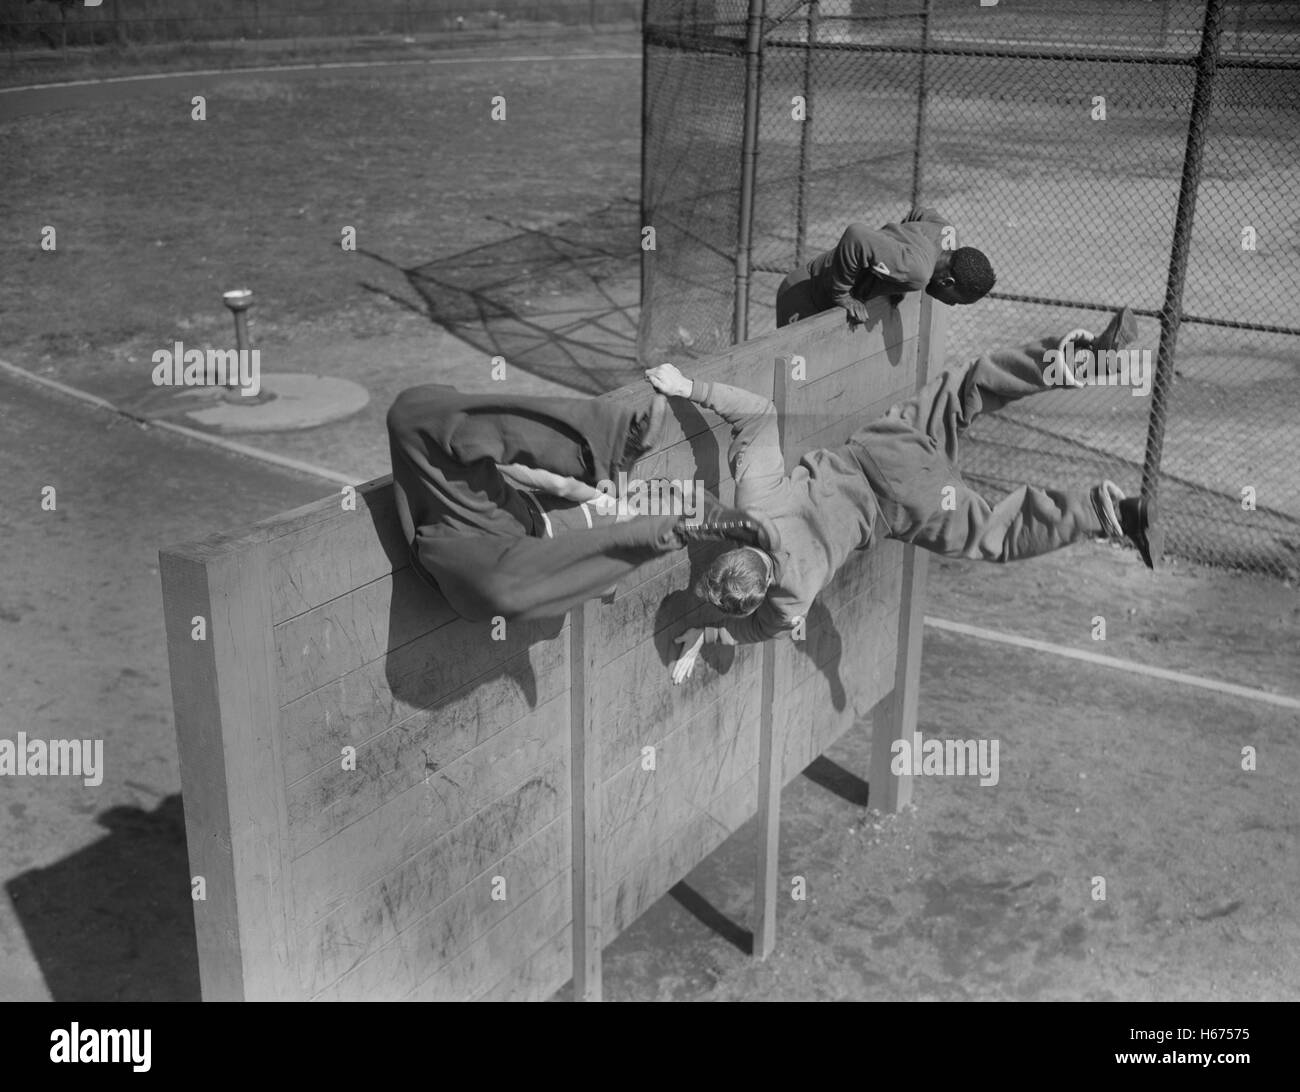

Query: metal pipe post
left=1140, top=0, right=1226, bottom=504
left=733, top=0, right=767, bottom=344
left=909, top=0, right=932, bottom=209
left=795, top=0, right=820, bottom=265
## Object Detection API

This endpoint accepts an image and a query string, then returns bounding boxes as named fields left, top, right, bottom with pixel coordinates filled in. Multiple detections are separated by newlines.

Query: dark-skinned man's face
left=925, top=277, right=968, bottom=306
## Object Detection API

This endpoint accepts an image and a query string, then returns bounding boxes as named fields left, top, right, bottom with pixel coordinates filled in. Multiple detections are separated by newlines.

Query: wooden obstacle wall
left=159, top=293, right=945, bottom=1001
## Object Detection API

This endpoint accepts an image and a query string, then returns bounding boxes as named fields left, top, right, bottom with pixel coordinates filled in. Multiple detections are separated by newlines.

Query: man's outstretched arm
left=644, top=362, right=786, bottom=508
left=670, top=599, right=798, bottom=684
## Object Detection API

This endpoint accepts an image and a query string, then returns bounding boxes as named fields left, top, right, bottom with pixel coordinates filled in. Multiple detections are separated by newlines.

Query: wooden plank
left=786, top=382, right=923, bottom=463
left=752, top=347, right=796, bottom=962
left=160, top=552, right=242, bottom=1002
left=280, top=615, right=567, bottom=785
left=310, top=815, right=568, bottom=1001
left=160, top=541, right=297, bottom=1001
left=291, top=694, right=569, bottom=913
left=772, top=567, right=900, bottom=698
left=569, top=599, right=602, bottom=1002
left=754, top=637, right=780, bottom=960
left=602, top=768, right=758, bottom=938
left=274, top=566, right=456, bottom=706
left=264, top=479, right=408, bottom=626
left=295, top=760, right=567, bottom=996
left=600, top=696, right=761, bottom=877
left=404, top=869, right=572, bottom=1002
left=780, top=340, right=920, bottom=453
left=778, top=612, right=899, bottom=785
left=868, top=297, right=946, bottom=813
left=284, top=642, right=568, bottom=856
left=687, top=302, right=910, bottom=388
left=601, top=676, right=761, bottom=834
left=595, top=553, right=714, bottom=668
left=594, top=629, right=763, bottom=781
left=472, top=926, right=573, bottom=1002
left=623, top=416, right=740, bottom=490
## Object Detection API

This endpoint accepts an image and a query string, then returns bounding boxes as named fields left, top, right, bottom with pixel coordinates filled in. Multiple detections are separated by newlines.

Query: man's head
left=927, top=246, right=995, bottom=305
left=693, top=547, right=774, bottom=617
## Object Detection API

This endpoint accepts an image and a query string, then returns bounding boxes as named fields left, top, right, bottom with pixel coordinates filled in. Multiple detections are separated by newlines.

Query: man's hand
left=645, top=362, right=693, bottom=399
left=670, top=627, right=706, bottom=685
left=842, top=299, right=872, bottom=326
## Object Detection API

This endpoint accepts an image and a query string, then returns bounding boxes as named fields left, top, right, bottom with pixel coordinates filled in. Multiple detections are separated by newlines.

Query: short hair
left=693, top=548, right=770, bottom=617
left=949, top=247, right=996, bottom=302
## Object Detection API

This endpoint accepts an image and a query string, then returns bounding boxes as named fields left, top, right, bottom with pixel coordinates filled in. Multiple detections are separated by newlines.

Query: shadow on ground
left=361, top=200, right=644, bottom=396
left=6, top=795, right=201, bottom=1002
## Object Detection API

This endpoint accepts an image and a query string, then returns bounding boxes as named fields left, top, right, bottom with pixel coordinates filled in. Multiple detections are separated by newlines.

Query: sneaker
left=1118, top=494, right=1162, bottom=570
left=1090, top=307, right=1139, bottom=354
left=675, top=507, right=781, bottom=554
left=614, top=394, right=668, bottom=475
left=1092, top=480, right=1160, bottom=569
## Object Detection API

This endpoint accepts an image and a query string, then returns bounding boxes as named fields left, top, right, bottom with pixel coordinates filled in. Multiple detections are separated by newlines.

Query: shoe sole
left=1130, top=496, right=1161, bottom=570
left=677, top=510, right=781, bottom=555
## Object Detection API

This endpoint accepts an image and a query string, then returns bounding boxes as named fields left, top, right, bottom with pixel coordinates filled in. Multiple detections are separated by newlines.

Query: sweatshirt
left=804, top=207, right=952, bottom=312
left=688, top=378, right=884, bottom=644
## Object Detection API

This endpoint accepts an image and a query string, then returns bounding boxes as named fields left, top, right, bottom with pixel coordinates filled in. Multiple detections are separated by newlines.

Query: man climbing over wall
left=386, top=385, right=781, bottom=623
left=777, top=206, right=996, bottom=327
left=647, top=307, right=1162, bottom=683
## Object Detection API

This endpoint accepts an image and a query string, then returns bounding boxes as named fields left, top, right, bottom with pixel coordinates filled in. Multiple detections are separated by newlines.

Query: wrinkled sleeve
left=689, top=379, right=786, bottom=509
left=827, top=222, right=933, bottom=301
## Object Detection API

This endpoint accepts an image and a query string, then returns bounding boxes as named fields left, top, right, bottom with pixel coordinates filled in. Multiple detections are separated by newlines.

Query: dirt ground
left=1, top=36, right=1297, bottom=1004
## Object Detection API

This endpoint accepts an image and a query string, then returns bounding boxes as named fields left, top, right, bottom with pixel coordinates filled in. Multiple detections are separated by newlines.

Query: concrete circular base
left=183, top=373, right=369, bottom=432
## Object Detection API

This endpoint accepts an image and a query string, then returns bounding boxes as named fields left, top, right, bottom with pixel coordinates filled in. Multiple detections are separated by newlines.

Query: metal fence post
left=910, top=0, right=932, bottom=209
left=733, top=0, right=767, bottom=344
left=795, top=0, right=820, bottom=265
left=1140, top=0, right=1227, bottom=506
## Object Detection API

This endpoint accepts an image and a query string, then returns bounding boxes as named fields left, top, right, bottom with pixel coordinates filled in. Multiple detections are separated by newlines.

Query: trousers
left=387, top=385, right=682, bottom=621
left=845, top=335, right=1106, bottom=561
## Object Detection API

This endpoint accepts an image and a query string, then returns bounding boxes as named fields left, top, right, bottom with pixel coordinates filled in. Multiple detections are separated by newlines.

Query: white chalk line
left=0, top=53, right=640, bottom=95
left=925, top=615, right=1300, bottom=712
left=0, top=357, right=363, bottom=487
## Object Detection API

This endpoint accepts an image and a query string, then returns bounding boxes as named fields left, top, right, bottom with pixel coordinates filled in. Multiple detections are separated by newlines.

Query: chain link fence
left=641, top=0, right=1300, bottom=578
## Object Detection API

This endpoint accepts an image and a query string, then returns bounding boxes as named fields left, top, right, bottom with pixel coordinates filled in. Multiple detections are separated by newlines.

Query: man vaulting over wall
left=776, top=207, right=997, bottom=327
left=387, top=309, right=1159, bottom=680
left=652, top=307, right=1160, bottom=681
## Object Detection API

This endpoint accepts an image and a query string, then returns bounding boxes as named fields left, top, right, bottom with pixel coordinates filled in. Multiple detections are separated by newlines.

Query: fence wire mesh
left=641, top=0, right=1300, bottom=578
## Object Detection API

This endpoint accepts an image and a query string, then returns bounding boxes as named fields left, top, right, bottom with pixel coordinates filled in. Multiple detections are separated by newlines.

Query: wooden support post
left=752, top=352, right=795, bottom=959
left=159, top=541, right=295, bottom=1001
left=869, top=296, right=945, bottom=813
left=753, top=638, right=780, bottom=959
left=569, top=598, right=602, bottom=999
